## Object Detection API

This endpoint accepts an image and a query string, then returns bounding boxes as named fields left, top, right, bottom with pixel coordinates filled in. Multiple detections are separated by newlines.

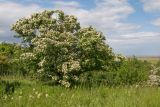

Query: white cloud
left=0, top=2, right=42, bottom=25
left=108, top=32, right=160, bottom=44
left=140, top=0, right=160, bottom=12
left=54, top=1, right=80, bottom=8
left=53, top=0, right=139, bottom=35
left=0, top=1, right=45, bottom=43
left=108, top=32, right=160, bottom=56
left=152, top=18, right=160, bottom=27
left=0, top=1, right=44, bottom=40
left=0, top=28, right=4, bottom=34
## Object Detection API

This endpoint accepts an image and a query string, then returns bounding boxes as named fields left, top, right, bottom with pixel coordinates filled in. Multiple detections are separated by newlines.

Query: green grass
left=1, top=76, right=160, bottom=107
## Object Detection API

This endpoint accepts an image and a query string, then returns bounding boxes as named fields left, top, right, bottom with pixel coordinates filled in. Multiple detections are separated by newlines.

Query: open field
left=1, top=76, right=160, bottom=107
left=137, top=56, right=160, bottom=64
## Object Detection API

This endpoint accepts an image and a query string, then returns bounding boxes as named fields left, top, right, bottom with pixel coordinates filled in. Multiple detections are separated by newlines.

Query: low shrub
left=79, top=57, right=151, bottom=87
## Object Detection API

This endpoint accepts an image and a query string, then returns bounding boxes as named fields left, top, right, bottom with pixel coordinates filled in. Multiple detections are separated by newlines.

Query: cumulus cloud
left=53, top=0, right=139, bottom=34
left=140, top=0, right=160, bottom=12
left=54, top=1, right=80, bottom=8
left=0, top=1, right=43, bottom=42
left=108, top=32, right=160, bottom=44
left=108, top=32, right=160, bottom=56
left=0, top=2, right=42, bottom=24
left=152, top=18, right=160, bottom=27
left=0, top=28, right=4, bottom=34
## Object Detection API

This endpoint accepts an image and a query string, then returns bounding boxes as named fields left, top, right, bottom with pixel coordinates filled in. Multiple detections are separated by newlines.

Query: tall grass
left=1, top=77, right=160, bottom=107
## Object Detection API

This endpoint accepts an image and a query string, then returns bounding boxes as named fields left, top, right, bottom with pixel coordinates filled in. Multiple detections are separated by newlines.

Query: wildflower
left=35, top=91, right=38, bottom=95
left=73, top=76, right=79, bottom=81
left=20, top=91, right=23, bottom=95
left=4, top=95, right=7, bottom=100
left=33, top=88, right=36, bottom=91
left=45, top=94, right=49, bottom=98
left=19, top=96, right=22, bottom=99
left=135, top=85, right=139, bottom=88
left=37, top=93, right=41, bottom=99
left=38, top=58, right=46, bottom=67
left=29, top=94, right=33, bottom=98
left=59, top=80, right=71, bottom=87
left=37, top=69, right=43, bottom=73
left=51, top=76, right=58, bottom=80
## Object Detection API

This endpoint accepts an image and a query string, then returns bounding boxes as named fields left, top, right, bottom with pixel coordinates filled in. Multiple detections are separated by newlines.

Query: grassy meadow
left=1, top=75, right=160, bottom=107
left=1, top=57, right=160, bottom=107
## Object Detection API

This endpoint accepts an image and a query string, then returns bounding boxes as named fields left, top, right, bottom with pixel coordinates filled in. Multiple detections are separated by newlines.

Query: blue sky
left=0, top=0, right=160, bottom=56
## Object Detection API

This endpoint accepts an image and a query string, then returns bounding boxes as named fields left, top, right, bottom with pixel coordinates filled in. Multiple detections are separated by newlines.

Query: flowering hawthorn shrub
left=12, top=10, right=124, bottom=87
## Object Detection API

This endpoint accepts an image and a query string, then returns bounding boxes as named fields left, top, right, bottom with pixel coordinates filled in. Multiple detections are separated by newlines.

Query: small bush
left=0, top=43, right=24, bottom=76
left=79, top=57, right=151, bottom=86
left=0, top=80, right=21, bottom=95
left=0, top=55, right=10, bottom=75
left=115, top=57, right=151, bottom=85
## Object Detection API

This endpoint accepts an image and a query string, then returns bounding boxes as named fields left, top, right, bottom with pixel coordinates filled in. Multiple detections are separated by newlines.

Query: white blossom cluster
left=59, top=80, right=71, bottom=88
left=38, top=57, right=46, bottom=67
left=20, top=52, right=35, bottom=60
left=114, top=54, right=126, bottom=62
left=61, top=60, right=81, bottom=74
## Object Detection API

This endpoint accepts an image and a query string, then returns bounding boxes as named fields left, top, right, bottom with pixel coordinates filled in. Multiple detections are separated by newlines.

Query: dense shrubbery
left=79, top=57, right=151, bottom=86
left=0, top=55, right=9, bottom=75
left=0, top=43, right=23, bottom=75
left=115, top=57, right=151, bottom=85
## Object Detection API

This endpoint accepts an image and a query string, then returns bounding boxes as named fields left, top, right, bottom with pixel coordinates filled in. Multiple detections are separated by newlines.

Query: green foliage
left=79, top=57, right=151, bottom=86
left=77, top=27, right=115, bottom=71
left=156, top=60, right=160, bottom=67
left=0, top=55, right=9, bottom=75
left=11, top=10, right=118, bottom=87
left=0, top=43, right=23, bottom=75
left=114, top=57, right=151, bottom=85
left=0, top=80, right=20, bottom=95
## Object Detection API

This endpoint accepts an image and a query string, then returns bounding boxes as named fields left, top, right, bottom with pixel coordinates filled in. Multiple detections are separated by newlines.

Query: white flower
left=29, top=94, right=33, bottom=98
left=37, top=93, right=41, bottom=99
left=35, top=91, right=38, bottom=95
left=62, top=63, right=68, bottom=74
left=19, top=96, right=22, bottom=99
left=20, top=52, right=35, bottom=60
left=51, top=76, right=58, bottom=80
left=38, top=58, right=46, bottom=67
left=45, top=94, right=49, bottom=98
left=37, top=69, right=44, bottom=73
left=4, top=95, right=7, bottom=100
left=59, top=80, right=71, bottom=87
left=20, top=91, right=23, bottom=95
left=70, top=60, right=81, bottom=71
